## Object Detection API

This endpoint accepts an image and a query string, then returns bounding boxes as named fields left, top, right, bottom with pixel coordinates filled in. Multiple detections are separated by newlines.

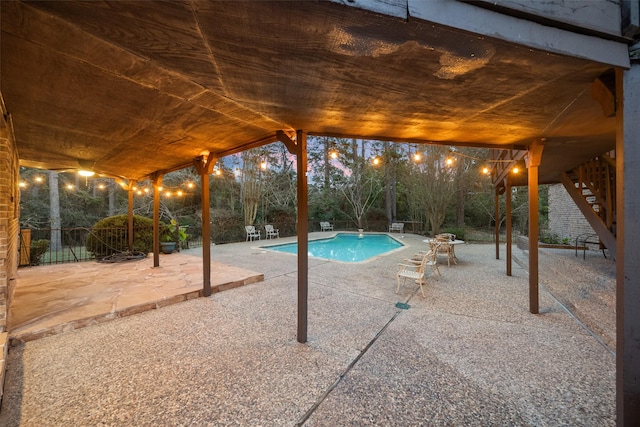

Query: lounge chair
left=396, top=249, right=438, bottom=297
left=265, top=224, right=279, bottom=239
left=320, top=221, right=333, bottom=231
left=245, top=225, right=261, bottom=241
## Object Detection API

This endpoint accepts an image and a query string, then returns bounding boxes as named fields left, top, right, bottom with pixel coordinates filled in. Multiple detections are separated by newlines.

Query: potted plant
left=160, top=219, right=188, bottom=254
left=160, top=233, right=177, bottom=254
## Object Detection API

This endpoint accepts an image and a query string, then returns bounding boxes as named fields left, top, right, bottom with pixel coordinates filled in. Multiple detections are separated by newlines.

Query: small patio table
left=423, top=238, right=466, bottom=265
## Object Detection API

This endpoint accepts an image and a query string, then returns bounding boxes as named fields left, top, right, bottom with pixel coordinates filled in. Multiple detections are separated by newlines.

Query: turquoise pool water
left=263, top=233, right=404, bottom=262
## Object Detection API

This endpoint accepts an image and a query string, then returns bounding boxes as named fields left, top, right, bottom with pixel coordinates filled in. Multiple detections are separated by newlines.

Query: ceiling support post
left=616, top=61, right=640, bottom=426
left=495, top=188, right=500, bottom=260
left=127, top=179, right=136, bottom=252
left=194, top=154, right=217, bottom=297
left=506, top=179, right=512, bottom=276
left=296, top=131, right=309, bottom=343
left=526, top=140, right=544, bottom=314
left=277, top=130, right=308, bottom=343
left=151, top=173, right=163, bottom=267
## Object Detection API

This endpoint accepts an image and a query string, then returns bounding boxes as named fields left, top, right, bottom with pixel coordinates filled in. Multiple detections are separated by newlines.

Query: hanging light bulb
left=18, top=181, right=26, bottom=188
left=372, top=156, right=381, bottom=166
left=330, top=149, right=338, bottom=159
left=186, top=182, right=194, bottom=189
left=35, top=176, right=43, bottom=183
left=414, top=152, right=421, bottom=162
left=512, top=166, right=519, bottom=174
left=98, top=183, right=106, bottom=190
left=260, top=161, right=267, bottom=170
left=482, top=166, right=490, bottom=175
left=215, top=169, right=222, bottom=176
left=446, top=157, right=454, bottom=166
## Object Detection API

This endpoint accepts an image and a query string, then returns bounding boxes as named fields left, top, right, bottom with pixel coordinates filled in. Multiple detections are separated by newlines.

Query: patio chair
left=320, top=221, right=333, bottom=231
left=433, top=236, right=456, bottom=266
left=396, top=249, right=438, bottom=297
left=389, top=222, right=404, bottom=232
left=245, top=225, right=261, bottom=241
left=265, top=224, right=280, bottom=239
left=407, top=246, right=441, bottom=278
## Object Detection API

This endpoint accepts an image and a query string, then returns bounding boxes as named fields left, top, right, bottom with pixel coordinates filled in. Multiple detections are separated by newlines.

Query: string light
left=215, top=169, right=222, bottom=176
left=372, top=156, right=381, bottom=166
left=19, top=182, right=26, bottom=188
left=482, top=166, right=490, bottom=175
left=512, top=166, right=519, bottom=174
left=260, top=161, right=267, bottom=170
left=35, top=176, right=43, bottom=183
left=66, top=184, right=74, bottom=190
left=98, top=183, right=106, bottom=189
left=413, top=152, right=422, bottom=162
left=186, top=182, right=194, bottom=189
left=445, top=157, right=454, bottom=166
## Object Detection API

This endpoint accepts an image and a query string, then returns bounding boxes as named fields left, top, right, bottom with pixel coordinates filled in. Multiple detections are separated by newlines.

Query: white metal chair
left=396, top=249, right=438, bottom=297
left=245, top=225, right=261, bottom=241
left=265, top=224, right=279, bottom=239
left=389, top=222, right=404, bottom=232
left=320, top=221, right=333, bottom=231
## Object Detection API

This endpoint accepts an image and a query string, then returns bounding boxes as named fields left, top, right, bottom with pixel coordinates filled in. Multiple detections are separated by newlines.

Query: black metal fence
left=21, top=221, right=503, bottom=266
left=20, top=226, right=180, bottom=266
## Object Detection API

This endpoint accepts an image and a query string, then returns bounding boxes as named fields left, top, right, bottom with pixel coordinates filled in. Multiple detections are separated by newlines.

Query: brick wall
left=1, top=98, right=20, bottom=403
left=548, top=183, right=595, bottom=243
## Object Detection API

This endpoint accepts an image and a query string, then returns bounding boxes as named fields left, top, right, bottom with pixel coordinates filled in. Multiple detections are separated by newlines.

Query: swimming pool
left=262, top=233, right=404, bottom=262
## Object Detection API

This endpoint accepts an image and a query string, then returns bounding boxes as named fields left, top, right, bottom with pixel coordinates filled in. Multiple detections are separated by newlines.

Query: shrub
left=29, top=239, right=50, bottom=266
left=87, top=214, right=154, bottom=259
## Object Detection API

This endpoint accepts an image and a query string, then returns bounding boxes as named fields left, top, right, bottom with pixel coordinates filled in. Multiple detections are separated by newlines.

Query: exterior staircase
left=491, top=149, right=617, bottom=259
left=559, top=154, right=616, bottom=259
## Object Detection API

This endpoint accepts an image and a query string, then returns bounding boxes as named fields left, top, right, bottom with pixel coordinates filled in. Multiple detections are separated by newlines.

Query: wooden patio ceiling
left=0, top=1, right=624, bottom=184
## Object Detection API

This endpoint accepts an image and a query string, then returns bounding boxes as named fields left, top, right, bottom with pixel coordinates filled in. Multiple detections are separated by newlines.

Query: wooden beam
left=492, top=150, right=528, bottom=188
left=276, top=130, right=297, bottom=155
left=307, top=131, right=528, bottom=151
left=127, top=179, right=136, bottom=252
left=201, top=171, right=212, bottom=297
left=527, top=144, right=542, bottom=314
left=506, top=179, right=512, bottom=276
left=495, top=188, right=500, bottom=260
left=296, top=130, right=308, bottom=343
left=151, top=172, right=163, bottom=267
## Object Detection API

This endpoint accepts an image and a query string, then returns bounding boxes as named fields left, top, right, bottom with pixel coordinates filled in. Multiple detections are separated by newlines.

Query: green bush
left=87, top=214, right=154, bottom=259
left=29, top=239, right=50, bottom=266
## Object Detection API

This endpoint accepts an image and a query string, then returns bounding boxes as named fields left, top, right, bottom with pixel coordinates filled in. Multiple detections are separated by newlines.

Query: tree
left=334, top=139, right=383, bottom=229
left=241, top=148, right=267, bottom=225
left=404, top=145, right=456, bottom=236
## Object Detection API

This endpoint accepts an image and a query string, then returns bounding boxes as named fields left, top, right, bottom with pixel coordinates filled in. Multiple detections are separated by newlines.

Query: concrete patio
left=0, top=233, right=616, bottom=426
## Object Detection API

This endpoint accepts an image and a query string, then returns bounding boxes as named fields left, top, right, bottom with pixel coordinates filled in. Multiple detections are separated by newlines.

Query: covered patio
left=1, top=0, right=639, bottom=422
left=8, top=251, right=263, bottom=343
left=0, top=235, right=616, bottom=425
